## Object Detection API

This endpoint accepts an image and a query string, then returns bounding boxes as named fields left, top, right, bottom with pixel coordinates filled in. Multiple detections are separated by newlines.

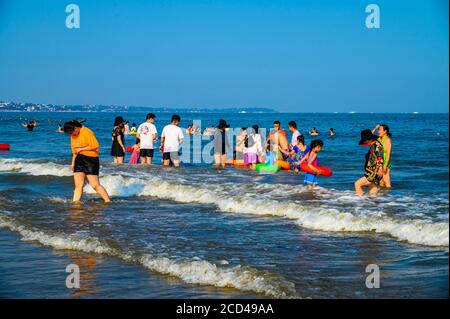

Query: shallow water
left=0, top=112, right=448, bottom=298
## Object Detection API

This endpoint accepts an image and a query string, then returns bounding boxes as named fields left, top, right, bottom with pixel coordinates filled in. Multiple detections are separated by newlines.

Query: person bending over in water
left=64, top=120, right=110, bottom=203
left=354, top=129, right=384, bottom=196
left=299, top=139, right=324, bottom=190
left=289, top=135, right=310, bottom=172
left=57, top=124, right=64, bottom=133
left=372, top=124, right=392, bottom=188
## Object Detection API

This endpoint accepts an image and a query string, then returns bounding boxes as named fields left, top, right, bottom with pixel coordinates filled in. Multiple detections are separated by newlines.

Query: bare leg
left=354, top=176, right=370, bottom=195
left=221, top=154, right=226, bottom=168
left=117, top=156, right=124, bottom=164
left=148, top=157, right=153, bottom=165
left=73, top=172, right=85, bottom=202
left=86, top=175, right=111, bottom=203
left=214, top=154, right=221, bottom=169
left=382, top=169, right=391, bottom=188
left=368, top=183, right=379, bottom=196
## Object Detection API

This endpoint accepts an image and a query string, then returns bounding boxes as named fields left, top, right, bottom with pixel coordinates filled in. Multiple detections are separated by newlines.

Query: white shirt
left=137, top=122, right=157, bottom=149
left=291, top=130, right=301, bottom=145
left=161, top=124, right=184, bottom=152
left=243, top=133, right=263, bottom=154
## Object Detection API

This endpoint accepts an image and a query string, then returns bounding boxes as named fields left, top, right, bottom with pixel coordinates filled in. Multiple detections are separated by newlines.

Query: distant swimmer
left=354, top=129, right=384, bottom=196
left=63, top=120, right=110, bottom=203
left=22, top=120, right=36, bottom=131
left=329, top=128, right=335, bottom=137
left=309, top=127, right=319, bottom=136
left=57, top=124, right=64, bottom=133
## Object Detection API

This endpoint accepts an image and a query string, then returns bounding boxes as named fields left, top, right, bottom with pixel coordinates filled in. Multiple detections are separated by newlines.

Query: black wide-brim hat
left=359, top=129, right=378, bottom=145
left=217, top=119, right=230, bottom=129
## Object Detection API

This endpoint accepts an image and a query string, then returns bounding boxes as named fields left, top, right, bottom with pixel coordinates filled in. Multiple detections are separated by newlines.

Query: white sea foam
left=1, top=159, right=448, bottom=247
left=86, top=175, right=449, bottom=247
left=0, top=158, right=71, bottom=176
left=0, top=213, right=297, bottom=298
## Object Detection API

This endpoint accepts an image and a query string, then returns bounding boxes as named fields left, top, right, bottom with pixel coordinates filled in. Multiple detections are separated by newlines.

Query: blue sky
left=0, top=0, right=448, bottom=112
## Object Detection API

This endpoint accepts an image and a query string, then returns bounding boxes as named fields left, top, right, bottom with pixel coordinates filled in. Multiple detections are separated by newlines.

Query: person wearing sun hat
left=354, top=129, right=385, bottom=195
left=213, top=119, right=231, bottom=168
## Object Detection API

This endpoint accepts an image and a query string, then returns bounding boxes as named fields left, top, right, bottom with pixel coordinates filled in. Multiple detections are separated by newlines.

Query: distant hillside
left=0, top=101, right=277, bottom=113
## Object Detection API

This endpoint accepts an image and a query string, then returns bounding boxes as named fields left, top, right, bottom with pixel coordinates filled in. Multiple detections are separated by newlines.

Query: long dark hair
left=63, top=120, right=82, bottom=134
left=380, top=124, right=392, bottom=137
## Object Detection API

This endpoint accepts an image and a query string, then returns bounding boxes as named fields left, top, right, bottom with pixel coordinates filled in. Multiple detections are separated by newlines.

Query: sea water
left=0, top=112, right=448, bottom=298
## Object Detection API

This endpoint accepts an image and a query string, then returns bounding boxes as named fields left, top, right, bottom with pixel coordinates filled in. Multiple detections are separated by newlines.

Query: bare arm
left=71, top=154, right=76, bottom=172
left=306, top=152, right=321, bottom=174
left=383, top=138, right=391, bottom=170
left=372, top=124, right=380, bottom=134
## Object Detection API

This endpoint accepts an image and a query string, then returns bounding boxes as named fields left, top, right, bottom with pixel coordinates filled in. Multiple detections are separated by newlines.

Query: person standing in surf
left=288, top=121, right=302, bottom=148
left=136, top=113, right=157, bottom=165
left=110, top=116, right=126, bottom=164
left=265, top=121, right=289, bottom=161
left=354, top=129, right=384, bottom=196
left=64, top=120, right=110, bottom=203
left=161, top=114, right=184, bottom=167
left=372, top=124, right=392, bottom=188
left=243, top=125, right=264, bottom=169
left=213, top=119, right=231, bottom=169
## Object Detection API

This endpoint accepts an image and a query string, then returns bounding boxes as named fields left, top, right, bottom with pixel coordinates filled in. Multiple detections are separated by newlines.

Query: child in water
left=129, top=138, right=141, bottom=165
left=299, top=139, right=324, bottom=190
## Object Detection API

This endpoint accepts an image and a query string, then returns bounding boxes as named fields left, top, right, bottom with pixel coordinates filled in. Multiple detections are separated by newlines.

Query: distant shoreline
left=0, top=110, right=448, bottom=114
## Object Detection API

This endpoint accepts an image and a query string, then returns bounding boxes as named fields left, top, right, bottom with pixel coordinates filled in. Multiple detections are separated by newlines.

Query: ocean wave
left=0, top=213, right=297, bottom=298
left=2, top=158, right=448, bottom=247
left=0, top=158, right=71, bottom=176
left=85, top=175, right=449, bottom=247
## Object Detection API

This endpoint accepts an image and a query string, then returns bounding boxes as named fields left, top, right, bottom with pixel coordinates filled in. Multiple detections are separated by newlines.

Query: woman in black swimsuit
left=111, top=116, right=126, bottom=164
